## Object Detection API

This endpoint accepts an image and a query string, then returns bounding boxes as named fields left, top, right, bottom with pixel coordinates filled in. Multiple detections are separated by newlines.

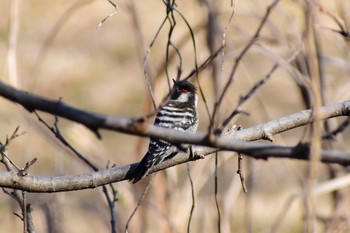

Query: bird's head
left=170, top=80, right=197, bottom=103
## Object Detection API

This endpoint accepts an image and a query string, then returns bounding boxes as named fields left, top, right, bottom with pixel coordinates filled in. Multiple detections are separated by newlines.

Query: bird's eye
left=182, top=89, right=188, bottom=93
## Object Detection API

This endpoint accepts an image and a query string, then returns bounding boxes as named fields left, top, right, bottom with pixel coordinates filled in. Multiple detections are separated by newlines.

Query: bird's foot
left=188, top=146, right=205, bottom=161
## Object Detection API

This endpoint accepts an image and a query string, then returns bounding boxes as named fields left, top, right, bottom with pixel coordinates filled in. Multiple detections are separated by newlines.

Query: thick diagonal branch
left=0, top=81, right=349, bottom=144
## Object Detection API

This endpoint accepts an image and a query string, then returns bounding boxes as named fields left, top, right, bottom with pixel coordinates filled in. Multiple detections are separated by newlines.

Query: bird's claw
left=188, top=146, right=205, bottom=161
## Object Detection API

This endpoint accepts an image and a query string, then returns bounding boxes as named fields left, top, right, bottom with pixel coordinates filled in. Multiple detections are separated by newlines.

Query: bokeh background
left=1, top=0, right=350, bottom=232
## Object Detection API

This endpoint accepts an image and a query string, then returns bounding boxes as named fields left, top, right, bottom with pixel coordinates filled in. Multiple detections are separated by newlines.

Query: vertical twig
left=244, top=158, right=254, bottom=233
left=23, top=192, right=27, bottom=233
left=221, top=0, right=239, bottom=71
left=237, top=154, right=247, bottom=193
left=125, top=177, right=153, bottom=233
left=186, top=163, right=195, bottom=233
left=171, top=3, right=212, bottom=121
left=303, top=1, right=323, bottom=232
left=214, top=152, right=221, bottom=233
left=8, top=0, right=20, bottom=87
left=164, top=0, right=177, bottom=89
left=127, top=0, right=157, bottom=111
left=142, top=13, right=168, bottom=108
left=202, top=2, right=225, bottom=231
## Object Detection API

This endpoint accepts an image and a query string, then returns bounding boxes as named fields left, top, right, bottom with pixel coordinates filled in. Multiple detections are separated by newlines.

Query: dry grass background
left=1, top=0, right=350, bottom=232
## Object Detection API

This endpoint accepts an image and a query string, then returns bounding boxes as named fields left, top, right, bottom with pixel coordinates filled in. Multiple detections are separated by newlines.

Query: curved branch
left=0, top=141, right=350, bottom=193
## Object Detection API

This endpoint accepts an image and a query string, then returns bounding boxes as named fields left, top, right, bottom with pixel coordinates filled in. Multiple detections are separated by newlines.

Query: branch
left=0, top=81, right=349, bottom=144
left=0, top=81, right=350, bottom=192
left=0, top=141, right=350, bottom=193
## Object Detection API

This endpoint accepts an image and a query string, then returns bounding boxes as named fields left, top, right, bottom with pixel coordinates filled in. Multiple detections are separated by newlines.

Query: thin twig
left=214, top=152, right=221, bottom=233
left=23, top=192, right=27, bottom=233
left=186, top=163, right=195, bottom=233
left=8, top=0, right=20, bottom=87
left=143, top=16, right=168, bottom=110
left=209, top=0, right=282, bottom=135
left=126, top=0, right=157, bottom=112
left=164, top=0, right=212, bottom=123
left=322, top=117, right=350, bottom=140
left=18, top=158, right=38, bottom=177
left=125, top=177, right=153, bottom=233
left=143, top=44, right=223, bottom=129
left=303, top=2, right=323, bottom=232
left=97, top=0, right=118, bottom=28
left=217, top=39, right=303, bottom=134
left=237, top=153, right=247, bottom=193
left=216, top=62, right=280, bottom=134
left=183, top=45, right=224, bottom=81
left=314, top=1, right=350, bottom=41
left=173, top=5, right=213, bottom=122
left=221, top=0, right=239, bottom=72
left=164, top=1, right=178, bottom=88
left=0, top=127, right=25, bottom=171
left=35, top=112, right=99, bottom=170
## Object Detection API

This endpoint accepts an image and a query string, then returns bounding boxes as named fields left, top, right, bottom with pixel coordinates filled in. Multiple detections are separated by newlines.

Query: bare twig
left=183, top=45, right=224, bottom=81
left=237, top=153, right=247, bottom=193
left=8, top=0, right=20, bottom=87
left=186, top=163, right=195, bottom=233
left=4, top=126, right=22, bottom=148
left=209, top=0, right=282, bottom=135
left=303, top=2, right=324, bottom=232
left=216, top=62, right=279, bottom=134
left=220, top=0, right=239, bottom=75
left=34, top=112, right=99, bottom=170
left=214, top=152, right=222, bottom=233
left=143, top=16, right=168, bottom=109
left=322, top=117, right=350, bottom=140
left=164, top=1, right=178, bottom=87
left=125, top=177, right=153, bottom=233
left=314, top=1, right=350, bottom=41
left=126, top=0, right=157, bottom=111
left=18, top=158, right=38, bottom=177
left=0, top=126, right=25, bottom=171
left=97, top=0, right=118, bottom=28
left=217, top=41, right=301, bottom=134
left=23, top=192, right=27, bottom=233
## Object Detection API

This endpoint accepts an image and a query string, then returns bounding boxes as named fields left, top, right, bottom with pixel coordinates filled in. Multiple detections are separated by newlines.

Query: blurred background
left=1, top=0, right=350, bottom=232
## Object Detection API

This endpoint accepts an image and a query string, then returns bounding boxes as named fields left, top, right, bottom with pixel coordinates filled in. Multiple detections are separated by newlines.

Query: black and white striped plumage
left=130, top=80, right=198, bottom=183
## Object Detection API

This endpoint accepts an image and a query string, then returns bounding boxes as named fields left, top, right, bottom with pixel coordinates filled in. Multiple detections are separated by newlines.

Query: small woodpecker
left=129, top=80, right=199, bottom=183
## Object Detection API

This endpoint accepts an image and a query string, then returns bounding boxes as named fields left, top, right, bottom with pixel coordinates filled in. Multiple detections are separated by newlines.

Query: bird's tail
left=129, top=154, right=151, bottom=184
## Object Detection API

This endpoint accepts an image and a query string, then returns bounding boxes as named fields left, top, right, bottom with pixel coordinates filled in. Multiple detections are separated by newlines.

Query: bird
left=129, top=80, right=199, bottom=183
